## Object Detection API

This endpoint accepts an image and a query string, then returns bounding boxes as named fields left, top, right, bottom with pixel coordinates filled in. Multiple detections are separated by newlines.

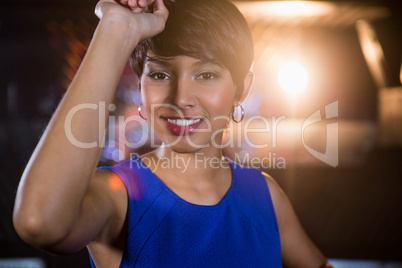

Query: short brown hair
left=130, top=0, right=254, bottom=94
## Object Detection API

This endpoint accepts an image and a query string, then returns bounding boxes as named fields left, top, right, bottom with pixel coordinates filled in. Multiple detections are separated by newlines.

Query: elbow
left=13, top=209, right=67, bottom=249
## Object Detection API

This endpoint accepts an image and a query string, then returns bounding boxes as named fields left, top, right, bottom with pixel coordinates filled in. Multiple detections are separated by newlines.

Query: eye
left=196, top=72, right=220, bottom=80
left=147, top=72, right=170, bottom=80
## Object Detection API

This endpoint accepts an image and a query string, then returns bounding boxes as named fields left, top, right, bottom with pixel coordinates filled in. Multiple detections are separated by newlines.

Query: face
left=140, top=53, right=238, bottom=154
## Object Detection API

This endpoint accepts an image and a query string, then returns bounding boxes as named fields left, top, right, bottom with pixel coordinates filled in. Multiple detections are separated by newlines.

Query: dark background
left=1, top=0, right=401, bottom=267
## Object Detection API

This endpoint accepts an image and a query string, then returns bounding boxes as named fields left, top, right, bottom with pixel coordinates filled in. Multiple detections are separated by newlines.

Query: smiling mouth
left=164, top=117, right=204, bottom=135
left=166, top=118, right=201, bottom=126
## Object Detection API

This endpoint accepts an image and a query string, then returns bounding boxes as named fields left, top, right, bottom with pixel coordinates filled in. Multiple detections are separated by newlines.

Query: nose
left=172, top=76, right=196, bottom=110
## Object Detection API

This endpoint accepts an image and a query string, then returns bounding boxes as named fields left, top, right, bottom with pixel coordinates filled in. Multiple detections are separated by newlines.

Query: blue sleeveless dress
left=90, top=156, right=282, bottom=267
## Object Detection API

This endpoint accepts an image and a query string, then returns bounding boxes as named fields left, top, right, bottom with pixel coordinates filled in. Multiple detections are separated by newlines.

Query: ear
left=236, top=72, right=254, bottom=104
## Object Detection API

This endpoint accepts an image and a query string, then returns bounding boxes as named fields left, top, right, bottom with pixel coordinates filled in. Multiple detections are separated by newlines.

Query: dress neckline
left=133, top=156, right=237, bottom=209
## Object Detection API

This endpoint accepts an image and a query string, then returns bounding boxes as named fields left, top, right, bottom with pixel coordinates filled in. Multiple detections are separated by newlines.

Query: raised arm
left=263, top=173, right=332, bottom=268
left=13, top=0, right=168, bottom=254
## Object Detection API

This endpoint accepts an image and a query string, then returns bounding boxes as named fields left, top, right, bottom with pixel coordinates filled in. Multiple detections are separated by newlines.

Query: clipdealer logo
left=302, top=101, right=339, bottom=167
left=63, top=101, right=339, bottom=167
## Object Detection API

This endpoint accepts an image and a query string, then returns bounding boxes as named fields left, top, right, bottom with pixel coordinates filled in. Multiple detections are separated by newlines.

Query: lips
left=163, top=117, right=204, bottom=135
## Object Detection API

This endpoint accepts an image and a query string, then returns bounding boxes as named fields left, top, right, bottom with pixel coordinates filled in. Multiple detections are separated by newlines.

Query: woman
left=13, top=0, right=332, bottom=267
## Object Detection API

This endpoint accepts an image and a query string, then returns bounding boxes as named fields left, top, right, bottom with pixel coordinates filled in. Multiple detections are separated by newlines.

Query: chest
left=121, top=200, right=282, bottom=267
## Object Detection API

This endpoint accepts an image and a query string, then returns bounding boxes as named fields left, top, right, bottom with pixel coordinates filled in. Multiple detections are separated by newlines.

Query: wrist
left=96, top=15, right=141, bottom=52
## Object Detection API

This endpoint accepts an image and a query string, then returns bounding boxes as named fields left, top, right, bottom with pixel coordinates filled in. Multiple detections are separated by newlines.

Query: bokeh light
left=278, top=62, right=308, bottom=95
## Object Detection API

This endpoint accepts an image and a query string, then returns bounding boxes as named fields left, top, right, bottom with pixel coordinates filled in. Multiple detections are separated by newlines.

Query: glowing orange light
left=108, top=175, right=125, bottom=191
left=235, top=1, right=334, bottom=18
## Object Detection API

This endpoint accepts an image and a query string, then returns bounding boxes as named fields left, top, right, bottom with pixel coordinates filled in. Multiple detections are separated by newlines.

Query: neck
left=164, top=146, right=227, bottom=174
left=140, top=145, right=229, bottom=182
left=142, top=146, right=231, bottom=205
left=139, top=145, right=232, bottom=205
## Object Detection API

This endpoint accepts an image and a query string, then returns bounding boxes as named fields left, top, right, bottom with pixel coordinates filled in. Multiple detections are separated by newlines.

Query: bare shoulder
left=261, top=172, right=287, bottom=212
left=261, top=171, right=329, bottom=268
left=261, top=171, right=296, bottom=227
left=261, top=171, right=300, bottom=235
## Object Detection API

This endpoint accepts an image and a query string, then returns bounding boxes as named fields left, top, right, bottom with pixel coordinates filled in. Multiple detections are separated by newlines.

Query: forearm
left=13, top=18, right=139, bottom=244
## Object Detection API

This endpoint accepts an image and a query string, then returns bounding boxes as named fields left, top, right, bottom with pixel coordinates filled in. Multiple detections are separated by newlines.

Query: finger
left=120, top=0, right=129, bottom=6
left=136, top=0, right=154, bottom=13
left=153, top=0, right=168, bottom=17
left=137, top=0, right=146, bottom=8
left=143, top=0, right=155, bottom=12
left=127, top=0, right=138, bottom=9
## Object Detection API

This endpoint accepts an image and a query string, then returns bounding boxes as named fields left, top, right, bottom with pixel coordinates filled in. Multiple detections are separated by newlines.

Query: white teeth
left=167, top=118, right=201, bottom=126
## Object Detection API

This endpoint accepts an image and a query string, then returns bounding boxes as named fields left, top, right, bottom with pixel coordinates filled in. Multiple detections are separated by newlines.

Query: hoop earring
left=231, top=104, right=245, bottom=123
left=138, top=103, right=147, bottom=120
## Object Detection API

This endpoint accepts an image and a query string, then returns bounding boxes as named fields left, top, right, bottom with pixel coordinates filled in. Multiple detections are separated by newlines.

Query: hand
left=95, top=0, right=168, bottom=41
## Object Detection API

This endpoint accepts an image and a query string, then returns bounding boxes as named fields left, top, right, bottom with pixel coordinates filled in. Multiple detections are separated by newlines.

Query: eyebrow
left=145, top=56, right=224, bottom=69
left=192, top=59, right=223, bottom=68
left=145, top=56, right=172, bottom=67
